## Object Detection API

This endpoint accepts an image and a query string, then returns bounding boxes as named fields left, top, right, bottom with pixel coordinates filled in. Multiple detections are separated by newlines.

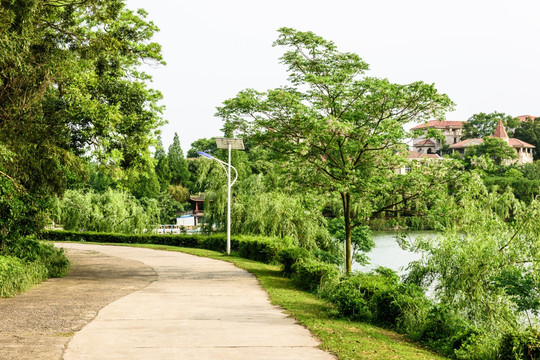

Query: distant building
left=515, top=114, right=538, bottom=122
left=176, top=215, right=198, bottom=227
left=411, top=120, right=465, bottom=155
left=396, top=151, right=441, bottom=174
left=449, top=119, right=535, bottom=165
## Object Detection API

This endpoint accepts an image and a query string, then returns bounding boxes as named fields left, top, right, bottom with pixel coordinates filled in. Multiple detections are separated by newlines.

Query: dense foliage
left=0, top=236, right=69, bottom=297
left=514, top=117, right=540, bottom=160
left=462, top=112, right=518, bottom=139
left=51, top=188, right=161, bottom=233
left=0, top=0, right=165, bottom=289
left=0, top=0, right=164, bottom=196
left=218, top=27, right=454, bottom=271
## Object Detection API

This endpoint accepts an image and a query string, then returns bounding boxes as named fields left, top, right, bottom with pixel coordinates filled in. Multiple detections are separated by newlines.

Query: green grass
left=63, top=242, right=446, bottom=360
left=0, top=255, right=48, bottom=297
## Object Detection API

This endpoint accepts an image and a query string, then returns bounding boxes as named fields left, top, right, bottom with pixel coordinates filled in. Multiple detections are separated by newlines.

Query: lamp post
left=197, top=137, right=244, bottom=255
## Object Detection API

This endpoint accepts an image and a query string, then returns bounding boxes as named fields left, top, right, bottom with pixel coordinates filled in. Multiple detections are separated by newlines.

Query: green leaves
left=462, top=112, right=515, bottom=139
left=405, top=178, right=540, bottom=335
left=217, top=27, right=454, bottom=271
left=465, top=137, right=518, bottom=166
left=0, top=0, right=165, bottom=196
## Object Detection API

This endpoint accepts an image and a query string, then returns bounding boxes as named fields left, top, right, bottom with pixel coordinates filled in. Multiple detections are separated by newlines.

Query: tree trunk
left=341, top=191, right=352, bottom=273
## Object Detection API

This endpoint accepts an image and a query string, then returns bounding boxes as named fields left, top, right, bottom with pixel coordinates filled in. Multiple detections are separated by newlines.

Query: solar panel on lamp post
left=197, top=137, right=244, bottom=255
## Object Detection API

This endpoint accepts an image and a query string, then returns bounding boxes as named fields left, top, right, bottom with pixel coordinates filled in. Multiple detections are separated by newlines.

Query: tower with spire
left=492, top=119, right=509, bottom=144
left=450, top=119, right=535, bottom=164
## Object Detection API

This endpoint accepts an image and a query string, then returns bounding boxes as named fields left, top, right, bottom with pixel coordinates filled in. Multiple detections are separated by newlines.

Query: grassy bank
left=0, top=237, right=69, bottom=297
left=70, top=242, right=445, bottom=360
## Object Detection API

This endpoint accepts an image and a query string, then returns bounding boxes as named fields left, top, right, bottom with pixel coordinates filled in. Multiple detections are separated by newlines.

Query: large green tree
left=465, top=137, right=518, bottom=166
left=217, top=28, right=453, bottom=272
left=514, top=117, right=540, bottom=160
left=0, top=0, right=164, bottom=193
left=0, top=0, right=164, bottom=242
left=154, top=136, right=172, bottom=190
left=462, top=112, right=518, bottom=139
left=168, top=133, right=190, bottom=187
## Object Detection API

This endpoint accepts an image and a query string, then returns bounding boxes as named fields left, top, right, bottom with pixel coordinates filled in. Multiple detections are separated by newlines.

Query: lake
left=353, top=231, right=437, bottom=274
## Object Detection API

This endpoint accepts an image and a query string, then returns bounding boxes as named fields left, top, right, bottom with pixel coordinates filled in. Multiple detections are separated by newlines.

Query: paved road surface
left=58, top=243, right=335, bottom=360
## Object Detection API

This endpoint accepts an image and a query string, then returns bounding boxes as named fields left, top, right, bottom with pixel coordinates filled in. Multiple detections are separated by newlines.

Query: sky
left=126, top=0, right=540, bottom=152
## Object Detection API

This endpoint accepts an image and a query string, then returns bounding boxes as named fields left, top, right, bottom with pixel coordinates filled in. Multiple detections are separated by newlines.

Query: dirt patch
left=0, top=247, right=157, bottom=360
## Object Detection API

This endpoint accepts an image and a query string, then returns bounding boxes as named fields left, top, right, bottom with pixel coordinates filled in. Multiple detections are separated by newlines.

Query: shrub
left=41, top=230, right=286, bottom=264
left=330, top=270, right=398, bottom=321
left=330, top=274, right=373, bottom=321
left=5, top=236, right=70, bottom=278
left=236, top=236, right=283, bottom=263
left=417, top=304, right=477, bottom=357
left=291, top=257, right=339, bottom=292
left=0, top=255, right=48, bottom=297
left=278, top=247, right=311, bottom=277
left=393, top=283, right=431, bottom=336
left=497, top=328, right=540, bottom=360
left=326, top=267, right=430, bottom=327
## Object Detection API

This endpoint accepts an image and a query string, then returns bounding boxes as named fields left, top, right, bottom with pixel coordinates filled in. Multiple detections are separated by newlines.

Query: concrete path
left=57, top=243, right=335, bottom=360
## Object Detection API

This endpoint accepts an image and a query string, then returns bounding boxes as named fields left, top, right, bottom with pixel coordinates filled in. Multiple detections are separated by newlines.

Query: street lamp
left=197, top=137, right=244, bottom=254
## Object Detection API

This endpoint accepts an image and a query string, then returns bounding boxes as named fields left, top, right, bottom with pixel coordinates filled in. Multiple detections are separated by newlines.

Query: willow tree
left=217, top=28, right=453, bottom=272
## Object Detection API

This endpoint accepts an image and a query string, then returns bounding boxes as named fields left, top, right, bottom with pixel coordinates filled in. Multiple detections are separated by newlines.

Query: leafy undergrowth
left=81, top=242, right=446, bottom=360
left=1, top=237, right=70, bottom=297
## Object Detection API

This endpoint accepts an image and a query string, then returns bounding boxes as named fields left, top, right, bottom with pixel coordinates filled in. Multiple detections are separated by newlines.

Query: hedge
left=41, top=230, right=285, bottom=264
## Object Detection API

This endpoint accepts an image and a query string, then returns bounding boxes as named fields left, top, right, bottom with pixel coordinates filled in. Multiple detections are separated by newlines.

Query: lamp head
left=197, top=151, right=214, bottom=159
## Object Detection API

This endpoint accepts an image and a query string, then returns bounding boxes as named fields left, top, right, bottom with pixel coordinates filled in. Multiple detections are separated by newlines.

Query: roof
left=449, top=138, right=484, bottom=149
left=413, top=139, right=436, bottom=147
left=509, top=138, right=535, bottom=148
left=189, top=195, right=205, bottom=202
left=492, top=119, right=509, bottom=139
left=515, top=115, right=538, bottom=122
left=407, top=151, right=440, bottom=159
left=450, top=137, right=535, bottom=149
left=411, top=120, right=464, bottom=130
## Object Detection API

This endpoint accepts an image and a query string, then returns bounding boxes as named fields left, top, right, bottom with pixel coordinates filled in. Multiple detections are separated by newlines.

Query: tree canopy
left=514, top=117, right=540, bottom=160
left=217, top=27, right=454, bottom=272
left=465, top=137, right=518, bottom=166
left=186, top=138, right=219, bottom=159
left=0, top=0, right=165, bottom=196
left=462, top=112, right=518, bottom=140
left=168, top=133, right=189, bottom=187
left=0, top=0, right=165, bottom=245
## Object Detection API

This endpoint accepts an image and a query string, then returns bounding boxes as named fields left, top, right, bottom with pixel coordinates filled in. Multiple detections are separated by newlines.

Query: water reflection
left=353, top=231, right=437, bottom=274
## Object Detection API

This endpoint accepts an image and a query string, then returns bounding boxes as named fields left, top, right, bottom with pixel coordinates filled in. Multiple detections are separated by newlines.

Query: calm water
left=353, top=231, right=437, bottom=274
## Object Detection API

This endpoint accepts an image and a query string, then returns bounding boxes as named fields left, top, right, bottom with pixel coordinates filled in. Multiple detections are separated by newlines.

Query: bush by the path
left=0, top=255, right=48, bottom=297
left=277, top=246, right=540, bottom=360
left=0, top=236, right=70, bottom=297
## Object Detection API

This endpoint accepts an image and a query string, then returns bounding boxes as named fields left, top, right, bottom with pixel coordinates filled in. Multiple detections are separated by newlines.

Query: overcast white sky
left=127, top=0, right=540, bottom=152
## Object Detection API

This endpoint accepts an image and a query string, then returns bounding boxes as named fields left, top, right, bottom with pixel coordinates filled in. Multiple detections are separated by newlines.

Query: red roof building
left=515, top=115, right=538, bottom=122
left=411, top=120, right=465, bottom=130
left=449, top=119, right=535, bottom=164
left=411, top=120, right=465, bottom=155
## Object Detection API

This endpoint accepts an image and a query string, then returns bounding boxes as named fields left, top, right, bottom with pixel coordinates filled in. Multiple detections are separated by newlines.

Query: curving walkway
left=58, top=243, right=335, bottom=360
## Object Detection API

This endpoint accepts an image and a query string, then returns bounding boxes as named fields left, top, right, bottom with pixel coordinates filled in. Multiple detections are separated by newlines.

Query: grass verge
left=60, top=242, right=446, bottom=360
